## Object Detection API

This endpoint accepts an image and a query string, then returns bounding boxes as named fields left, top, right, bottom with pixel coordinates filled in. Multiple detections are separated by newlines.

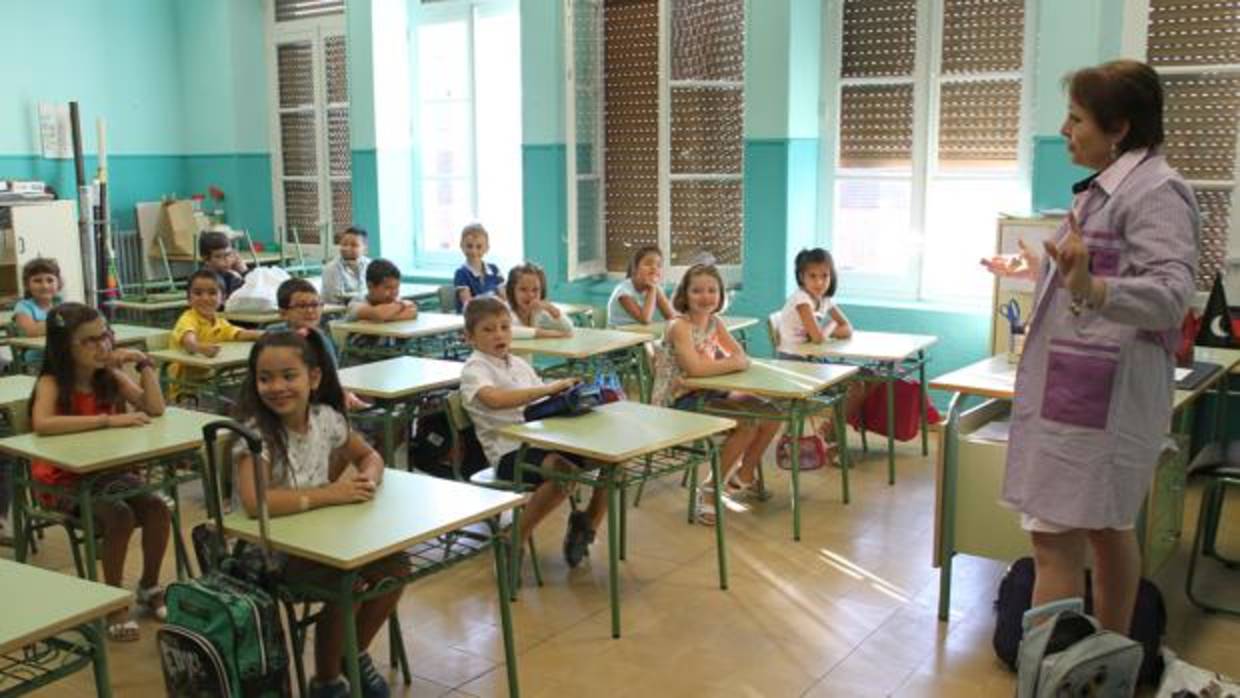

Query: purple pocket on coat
left=1041, top=342, right=1119, bottom=429
left=1088, top=247, right=1121, bottom=277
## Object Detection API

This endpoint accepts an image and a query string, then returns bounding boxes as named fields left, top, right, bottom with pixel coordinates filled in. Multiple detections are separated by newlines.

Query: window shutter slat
left=671, top=181, right=743, bottom=265
left=283, top=181, right=319, bottom=240
left=672, top=0, right=744, bottom=81
left=1148, top=0, right=1240, bottom=66
left=1197, top=188, right=1232, bottom=289
left=275, top=0, right=344, bottom=23
left=277, top=42, right=314, bottom=109
left=940, top=0, right=1025, bottom=74
left=937, top=79, right=1021, bottom=166
left=839, top=84, right=915, bottom=168
left=1162, top=73, right=1240, bottom=182
left=841, top=0, right=918, bottom=78
left=325, top=35, right=348, bottom=104
left=671, top=88, right=743, bottom=175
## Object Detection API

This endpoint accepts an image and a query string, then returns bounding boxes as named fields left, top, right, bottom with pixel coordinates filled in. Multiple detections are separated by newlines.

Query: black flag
left=1195, top=275, right=1235, bottom=348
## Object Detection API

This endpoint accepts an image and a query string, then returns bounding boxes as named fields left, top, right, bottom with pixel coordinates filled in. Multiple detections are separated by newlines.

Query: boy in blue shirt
left=453, top=223, right=504, bottom=312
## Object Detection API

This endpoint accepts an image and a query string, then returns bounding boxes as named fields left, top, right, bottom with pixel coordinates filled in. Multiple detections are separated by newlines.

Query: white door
left=13, top=201, right=86, bottom=304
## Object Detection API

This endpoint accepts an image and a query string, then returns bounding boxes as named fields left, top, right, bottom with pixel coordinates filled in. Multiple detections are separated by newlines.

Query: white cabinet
left=0, top=201, right=85, bottom=304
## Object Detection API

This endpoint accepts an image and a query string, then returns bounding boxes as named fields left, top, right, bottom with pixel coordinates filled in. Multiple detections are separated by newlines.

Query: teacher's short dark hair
left=1064, top=60, right=1164, bottom=153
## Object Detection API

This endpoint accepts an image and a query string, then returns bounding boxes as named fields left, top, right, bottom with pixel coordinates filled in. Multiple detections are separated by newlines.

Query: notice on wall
left=37, top=102, right=73, bottom=159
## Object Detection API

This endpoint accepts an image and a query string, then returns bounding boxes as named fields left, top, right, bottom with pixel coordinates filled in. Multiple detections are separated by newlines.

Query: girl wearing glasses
left=28, top=302, right=171, bottom=642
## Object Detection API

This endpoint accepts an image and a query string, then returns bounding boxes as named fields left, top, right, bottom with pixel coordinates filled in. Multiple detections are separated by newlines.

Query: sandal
left=107, top=616, right=140, bottom=642
left=695, top=487, right=717, bottom=526
left=726, top=473, right=765, bottom=501
left=136, top=584, right=167, bottom=622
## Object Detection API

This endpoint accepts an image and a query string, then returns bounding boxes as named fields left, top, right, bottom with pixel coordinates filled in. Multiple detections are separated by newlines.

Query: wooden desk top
left=7, top=324, right=170, bottom=351
left=929, top=348, right=1240, bottom=410
left=681, top=358, right=859, bottom=400
left=338, top=356, right=463, bottom=399
left=615, top=315, right=758, bottom=339
left=221, top=304, right=345, bottom=325
left=787, top=330, right=939, bottom=362
left=331, top=313, right=464, bottom=340
left=0, top=559, right=132, bottom=654
left=552, top=302, right=595, bottom=317
left=510, top=327, right=648, bottom=359
left=0, top=374, right=36, bottom=409
left=401, top=283, right=440, bottom=300
left=501, top=400, right=735, bottom=463
left=149, top=342, right=255, bottom=370
left=0, top=407, right=219, bottom=474
left=222, top=470, right=525, bottom=570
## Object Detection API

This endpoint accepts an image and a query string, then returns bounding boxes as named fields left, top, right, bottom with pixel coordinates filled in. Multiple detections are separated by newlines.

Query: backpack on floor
left=847, top=379, right=941, bottom=442
left=1017, top=598, right=1143, bottom=698
left=409, top=412, right=486, bottom=480
left=994, top=557, right=1166, bottom=686
left=158, top=421, right=292, bottom=698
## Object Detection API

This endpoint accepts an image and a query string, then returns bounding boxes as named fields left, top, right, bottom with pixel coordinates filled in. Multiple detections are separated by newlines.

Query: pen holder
left=1008, top=326, right=1026, bottom=364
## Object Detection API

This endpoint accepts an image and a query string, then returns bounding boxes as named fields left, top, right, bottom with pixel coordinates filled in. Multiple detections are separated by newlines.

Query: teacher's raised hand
left=980, top=238, right=1038, bottom=280
left=1043, top=213, right=1093, bottom=298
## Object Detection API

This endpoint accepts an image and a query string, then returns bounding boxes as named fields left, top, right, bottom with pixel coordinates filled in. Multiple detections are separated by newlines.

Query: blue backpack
left=1017, top=598, right=1143, bottom=698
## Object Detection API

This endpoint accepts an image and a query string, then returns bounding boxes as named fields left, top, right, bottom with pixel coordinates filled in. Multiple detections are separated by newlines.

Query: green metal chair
left=1186, top=442, right=1240, bottom=616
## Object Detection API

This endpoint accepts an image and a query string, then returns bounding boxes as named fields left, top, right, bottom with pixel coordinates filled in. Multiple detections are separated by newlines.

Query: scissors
left=997, top=298, right=1023, bottom=332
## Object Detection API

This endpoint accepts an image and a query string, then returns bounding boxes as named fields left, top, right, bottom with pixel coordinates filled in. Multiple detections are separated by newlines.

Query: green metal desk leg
left=512, top=443, right=530, bottom=595
left=166, top=463, right=190, bottom=579
left=885, top=364, right=896, bottom=485
left=340, top=572, right=363, bottom=698
left=79, top=476, right=100, bottom=581
left=1204, top=375, right=1229, bottom=557
left=606, top=467, right=622, bottom=638
left=937, top=392, right=963, bottom=621
left=790, top=407, right=804, bottom=541
left=919, top=351, right=929, bottom=456
left=835, top=399, right=850, bottom=504
left=490, top=519, right=521, bottom=697
left=13, top=462, right=28, bottom=563
left=86, top=620, right=114, bottom=698
left=709, top=441, right=728, bottom=590
left=619, top=485, right=628, bottom=561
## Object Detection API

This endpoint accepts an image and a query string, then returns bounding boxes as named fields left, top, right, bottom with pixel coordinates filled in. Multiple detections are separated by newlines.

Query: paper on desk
left=969, top=419, right=1011, bottom=444
left=1174, top=367, right=1191, bottom=382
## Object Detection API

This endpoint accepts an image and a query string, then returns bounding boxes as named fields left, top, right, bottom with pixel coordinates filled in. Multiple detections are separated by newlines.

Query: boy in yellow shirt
left=168, top=269, right=262, bottom=400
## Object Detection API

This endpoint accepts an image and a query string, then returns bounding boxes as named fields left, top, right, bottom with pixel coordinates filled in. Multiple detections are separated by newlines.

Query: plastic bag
left=224, top=266, right=290, bottom=313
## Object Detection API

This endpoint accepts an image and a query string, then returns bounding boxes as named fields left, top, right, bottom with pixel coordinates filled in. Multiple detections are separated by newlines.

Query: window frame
left=410, top=0, right=523, bottom=271
left=820, top=0, right=1036, bottom=307
left=1122, top=0, right=1240, bottom=277
left=264, top=1, right=348, bottom=260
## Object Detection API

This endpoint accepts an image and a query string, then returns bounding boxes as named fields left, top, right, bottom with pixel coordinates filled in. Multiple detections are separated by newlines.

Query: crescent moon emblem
left=1211, top=315, right=1227, bottom=338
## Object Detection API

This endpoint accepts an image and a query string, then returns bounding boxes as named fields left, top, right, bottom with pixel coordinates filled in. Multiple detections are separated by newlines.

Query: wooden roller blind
left=1162, top=73, right=1240, bottom=182
left=940, top=0, right=1024, bottom=74
left=937, top=80, right=1021, bottom=167
left=275, top=0, right=344, bottom=23
left=1147, top=0, right=1240, bottom=67
left=604, top=0, right=660, bottom=272
left=1196, top=188, right=1232, bottom=289
left=841, top=0, right=917, bottom=78
left=672, top=0, right=744, bottom=81
left=839, top=84, right=915, bottom=168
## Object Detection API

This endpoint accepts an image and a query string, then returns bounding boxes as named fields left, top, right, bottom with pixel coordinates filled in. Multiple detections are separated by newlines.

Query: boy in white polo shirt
left=459, top=297, right=606, bottom=568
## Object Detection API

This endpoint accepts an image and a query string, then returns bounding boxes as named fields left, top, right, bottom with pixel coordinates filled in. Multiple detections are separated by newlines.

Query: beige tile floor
left=6, top=431, right=1239, bottom=697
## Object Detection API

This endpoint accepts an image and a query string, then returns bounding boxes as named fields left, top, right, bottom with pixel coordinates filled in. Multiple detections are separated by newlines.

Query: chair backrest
left=438, top=285, right=458, bottom=313
left=446, top=390, right=472, bottom=431
left=767, top=311, right=782, bottom=352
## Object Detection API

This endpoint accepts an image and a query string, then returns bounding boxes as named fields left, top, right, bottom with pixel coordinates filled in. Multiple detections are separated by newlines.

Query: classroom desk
left=929, top=348, right=1240, bottom=621
left=332, top=313, right=465, bottom=363
left=510, top=328, right=651, bottom=400
left=223, top=470, right=525, bottom=698
left=338, top=356, right=463, bottom=468
left=0, top=559, right=131, bottom=698
left=786, top=331, right=939, bottom=485
left=502, top=401, right=735, bottom=638
left=1, top=407, right=221, bottom=581
left=552, top=302, right=596, bottom=327
left=681, top=359, right=859, bottom=541
left=148, top=342, right=255, bottom=406
left=0, top=375, right=36, bottom=436
left=616, top=315, right=759, bottom=341
left=104, top=297, right=187, bottom=328
left=164, top=250, right=288, bottom=266
left=401, top=283, right=440, bottom=302
left=7, top=325, right=172, bottom=373
left=220, top=304, right=346, bottom=327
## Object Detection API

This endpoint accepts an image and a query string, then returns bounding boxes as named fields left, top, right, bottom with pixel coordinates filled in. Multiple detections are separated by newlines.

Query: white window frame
left=1122, top=0, right=1240, bottom=273
left=411, top=0, right=523, bottom=270
left=566, top=0, right=745, bottom=283
left=821, top=0, right=1035, bottom=306
left=565, top=0, right=607, bottom=279
left=264, top=2, right=347, bottom=260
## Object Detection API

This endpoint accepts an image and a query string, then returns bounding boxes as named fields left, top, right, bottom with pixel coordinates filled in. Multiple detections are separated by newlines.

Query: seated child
left=460, top=297, right=604, bottom=567
left=320, top=226, right=372, bottom=305
left=168, top=270, right=262, bottom=400
left=506, top=263, right=573, bottom=338
left=233, top=330, right=407, bottom=698
left=13, top=257, right=63, bottom=369
left=199, top=230, right=248, bottom=299
left=651, top=264, right=780, bottom=524
left=345, top=259, right=418, bottom=322
left=453, top=223, right=504, bottom=312
left=607, top=244, right=674, bottom=326
left=273, top=277, right=369, bottom=411
left=30, top=303, right=170, bottom=641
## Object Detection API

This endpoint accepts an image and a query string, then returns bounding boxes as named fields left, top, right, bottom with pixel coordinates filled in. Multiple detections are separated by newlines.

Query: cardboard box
left=157, top=200, right=201, bottom=257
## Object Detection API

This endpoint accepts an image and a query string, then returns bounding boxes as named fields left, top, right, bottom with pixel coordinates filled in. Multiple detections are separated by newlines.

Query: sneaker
left=563, top=510, right=594, bottom=568
left=309, top=676, right=350, bottom=698
left=341, top=651, right=390, bottom=698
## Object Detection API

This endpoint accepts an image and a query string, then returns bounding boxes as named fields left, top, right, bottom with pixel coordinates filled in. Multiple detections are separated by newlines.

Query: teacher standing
left=992, top=60, right=1198, bottom=633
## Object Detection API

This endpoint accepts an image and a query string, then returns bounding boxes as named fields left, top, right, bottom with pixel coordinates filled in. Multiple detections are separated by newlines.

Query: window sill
left=834, top=294, right=990, bottom=316
left=402, top=268, right=455, bottom=284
